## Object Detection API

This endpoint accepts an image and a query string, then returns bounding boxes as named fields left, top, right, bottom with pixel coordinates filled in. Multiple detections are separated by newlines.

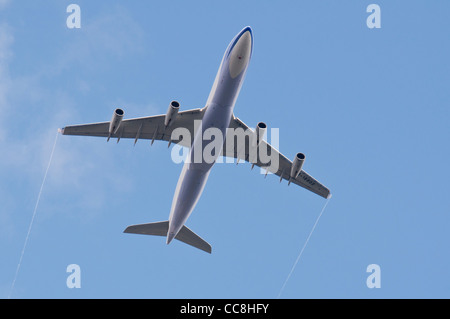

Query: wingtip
left=58, top=128, right=64, bottom=135
left=327, top=193, right=332, bottom=200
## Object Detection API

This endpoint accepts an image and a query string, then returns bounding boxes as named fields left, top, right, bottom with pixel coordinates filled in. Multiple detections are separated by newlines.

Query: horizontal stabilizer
left=124, top=221, right=169, bottom=236
left=124, top=221, right=212, bottom=254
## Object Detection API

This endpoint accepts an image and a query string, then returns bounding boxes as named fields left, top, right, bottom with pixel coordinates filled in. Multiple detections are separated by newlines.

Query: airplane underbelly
left=188, top=102, right=233, bottom=171
left=169, top=164, right=210, bottom=233
left=168, top=103, right=233, bottom=234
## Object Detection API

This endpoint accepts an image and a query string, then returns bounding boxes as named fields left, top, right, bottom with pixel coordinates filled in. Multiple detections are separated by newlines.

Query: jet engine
left=165, top=101, right=180, bottom=127
left=290, top=152, right=305, bottom=179
left=109, top=108, right=124, bottom=135
left=254, top=122, right=267, bottom=146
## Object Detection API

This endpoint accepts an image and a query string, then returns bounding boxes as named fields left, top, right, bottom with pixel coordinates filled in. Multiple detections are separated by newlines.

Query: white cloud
left=0, top=22, right=13, bottom=122
left=0, top=7, right=148, bottom=238
left=49, top=5, right=145, bottom=76
left=0, top=0, right=10, bottom=10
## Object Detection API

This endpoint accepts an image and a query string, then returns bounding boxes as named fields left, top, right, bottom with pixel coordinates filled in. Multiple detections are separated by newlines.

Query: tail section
left=124, top=221, right=212, bottom=254
left=175, top=225, right=212, bottom=254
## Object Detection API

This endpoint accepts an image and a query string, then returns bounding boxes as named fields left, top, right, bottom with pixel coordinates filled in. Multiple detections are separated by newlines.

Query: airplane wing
left=222, top=116, right=331, bottom=199
left=61, top=108, right=205, bottom=148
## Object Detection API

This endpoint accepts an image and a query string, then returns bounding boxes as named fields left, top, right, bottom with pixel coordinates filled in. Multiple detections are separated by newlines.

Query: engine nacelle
left=290, top=152, right=305, bottom=179
left=254, top=122, right=267, bottom=146
left=109, top=108, right=124, bottom=135
left=164, top=101, right=180, bottom=127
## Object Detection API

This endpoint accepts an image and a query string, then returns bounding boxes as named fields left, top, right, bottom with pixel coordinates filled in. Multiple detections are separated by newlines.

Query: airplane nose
left=228, top=28, right=253, bottom=79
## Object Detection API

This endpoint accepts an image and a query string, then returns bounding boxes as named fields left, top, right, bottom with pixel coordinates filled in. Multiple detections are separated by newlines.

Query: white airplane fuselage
left=167, top=27, right=253, bottom=244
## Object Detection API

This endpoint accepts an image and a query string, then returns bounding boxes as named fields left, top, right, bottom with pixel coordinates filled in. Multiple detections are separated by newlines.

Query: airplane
left=60, top=26, right=331, bottom=254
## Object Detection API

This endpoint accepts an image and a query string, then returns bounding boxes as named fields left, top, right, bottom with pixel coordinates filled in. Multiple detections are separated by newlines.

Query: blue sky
left=1, top=0, right=449, bottom=298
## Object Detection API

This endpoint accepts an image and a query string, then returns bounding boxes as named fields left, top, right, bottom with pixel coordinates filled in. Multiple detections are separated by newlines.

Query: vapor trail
left=8, top=130, right=59, bottom=299
left=277, top=196, right=331, bottom=298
